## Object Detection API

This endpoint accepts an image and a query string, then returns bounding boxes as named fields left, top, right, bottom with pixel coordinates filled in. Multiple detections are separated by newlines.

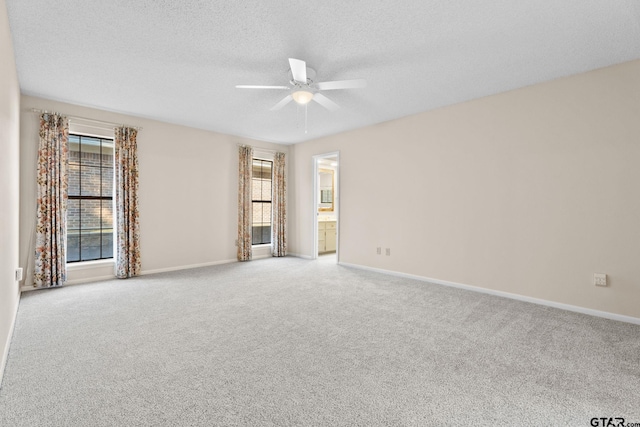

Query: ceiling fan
left=236, top=58, right=366, bottom=112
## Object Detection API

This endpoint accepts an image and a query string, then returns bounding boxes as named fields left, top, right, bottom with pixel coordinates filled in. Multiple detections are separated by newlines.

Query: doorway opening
left=313, top=152, right=339, bottom=262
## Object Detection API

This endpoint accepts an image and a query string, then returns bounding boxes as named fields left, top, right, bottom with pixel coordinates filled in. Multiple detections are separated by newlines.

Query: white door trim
left=312, top=152, right=340, bottom=261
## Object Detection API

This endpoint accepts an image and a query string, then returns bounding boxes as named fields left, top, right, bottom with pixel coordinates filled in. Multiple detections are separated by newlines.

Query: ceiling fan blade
left=289, top=58, right=307, bottom=83
left=312, top=93, right=339, bottom=111
left=236, top=85, right=290, bottom=89
left=317, top=79, right=367, bottom=90
left=270, top=95, right=293, bottom=111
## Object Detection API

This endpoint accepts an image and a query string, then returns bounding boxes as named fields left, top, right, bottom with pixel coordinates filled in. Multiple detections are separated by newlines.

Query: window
left=67, top=134, right=114, bottom=262
left=252, top=159, right=272, bottom=245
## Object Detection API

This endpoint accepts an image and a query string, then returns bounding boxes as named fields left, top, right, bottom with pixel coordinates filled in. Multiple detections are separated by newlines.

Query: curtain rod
left=30, top=108, right=143, bottom=130
left=237, top=144, right=285, bottom=154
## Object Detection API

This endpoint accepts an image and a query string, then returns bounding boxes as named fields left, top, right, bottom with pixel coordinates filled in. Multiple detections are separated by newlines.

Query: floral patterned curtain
left=237, top=145, right=253, bottom=261
left=272, top=152, right=287, bottom=257
left=34, top=113, right=69, bottom=288
left=114, top=127, right=141, bottom=278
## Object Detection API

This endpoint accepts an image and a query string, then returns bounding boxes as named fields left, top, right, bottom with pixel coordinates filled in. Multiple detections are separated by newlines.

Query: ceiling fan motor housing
left=290, top=67, right=317, bottom=86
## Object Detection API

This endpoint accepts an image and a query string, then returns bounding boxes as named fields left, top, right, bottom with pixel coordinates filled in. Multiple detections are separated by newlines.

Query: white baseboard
left=64, top=275, right=117, bottom=286
left=0, top=291, right=20, bottom=389
left=140, top=259, right=237, bottom=276
left=289, top=253, right=313, bottom=260
left=339, top=262, right=640, bottom=326
left=21, top=259, right=240, bottom=290
left=20, top=274, right=117, bottom=292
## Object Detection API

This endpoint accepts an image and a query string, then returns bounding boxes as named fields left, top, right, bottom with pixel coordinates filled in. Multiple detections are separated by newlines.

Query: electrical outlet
left=376, top=247, right=381, bottom=255
left=594, top=273, right=607, bottom=287
left=385, top=248, right=391, bottom=256
left=15, top=268, right=23, bottom=281
left=235, top=239, right=238, bottom=247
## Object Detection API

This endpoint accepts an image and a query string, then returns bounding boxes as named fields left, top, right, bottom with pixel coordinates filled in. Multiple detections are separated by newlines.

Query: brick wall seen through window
left=67, top=134, right=114, bottom=262
left=252, top=159, right=272, bottom=245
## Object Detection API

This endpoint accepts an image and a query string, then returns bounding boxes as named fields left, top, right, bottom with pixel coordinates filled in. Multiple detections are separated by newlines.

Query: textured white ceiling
left=6, top=1, right=640, bottom=144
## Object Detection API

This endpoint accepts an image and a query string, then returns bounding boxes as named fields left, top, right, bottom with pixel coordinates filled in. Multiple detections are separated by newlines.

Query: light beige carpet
left=1, top=257, right=638, bottom=426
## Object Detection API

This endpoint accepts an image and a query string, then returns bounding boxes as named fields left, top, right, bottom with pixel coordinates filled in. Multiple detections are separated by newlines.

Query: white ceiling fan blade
left=317, top=79, right=367, bottom=90
left=236, top=85, right=290, bottom=89
left=289, top=58, right=307, bottom=83
left=270, top=95, right=293, bottom=111
left=312, top=93, right=339, bottom=111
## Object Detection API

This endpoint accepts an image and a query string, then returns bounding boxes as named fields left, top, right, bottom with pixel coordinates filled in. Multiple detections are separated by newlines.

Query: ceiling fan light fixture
left=292, top=90, right=313, bottom=105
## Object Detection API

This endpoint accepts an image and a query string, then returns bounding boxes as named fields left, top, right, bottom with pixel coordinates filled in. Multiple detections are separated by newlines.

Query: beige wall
left=290, top=60, right=640, bottom=319
left=0, top=0, right=21, bottom=384
left=19, top=96, right=289, bottom=284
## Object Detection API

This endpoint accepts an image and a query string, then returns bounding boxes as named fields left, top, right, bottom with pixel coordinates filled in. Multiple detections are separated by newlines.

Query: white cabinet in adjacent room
left=318, top=220, right=336, bottom=253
